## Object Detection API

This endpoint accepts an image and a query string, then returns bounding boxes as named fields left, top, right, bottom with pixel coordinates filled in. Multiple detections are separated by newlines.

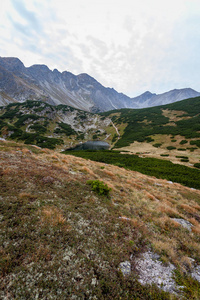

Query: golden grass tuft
left=22, top=148, right=32, bottom=154
left=41, top=206, right=67, bottom=227
left=81, top=166, right=96, bottom=176
left=188, top=217, right=199, bottom=226
left=158, top=204, right=180, bottom=217
left=191, top=225, right=200, bottom=235
left=103, top=169, right=116, bottom=178
left=18, top=192, right=36, bottom=200
left=179, top=203, right=197, bottom=214
left=144, top=191, right=156, bottom=201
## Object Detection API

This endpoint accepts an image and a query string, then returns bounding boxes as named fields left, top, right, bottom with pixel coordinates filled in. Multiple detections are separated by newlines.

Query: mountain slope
left=1, top=97, right=200, bottom=168
left=0, top=57, right=132, bottom=112
left=132, top=88, right=200, bottom=108
left=0, top=100, right=114, bottom=150
left=103, top=96, right=200, bottom=167
left=1, top=140, right=200, bottom=299
left=0, top=56, right=199, bottom=111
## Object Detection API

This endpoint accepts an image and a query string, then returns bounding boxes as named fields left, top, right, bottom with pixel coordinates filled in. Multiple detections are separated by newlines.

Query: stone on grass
left=119, top=261, right=131, bottom=276
left=172, top=218, right=193, bottom=231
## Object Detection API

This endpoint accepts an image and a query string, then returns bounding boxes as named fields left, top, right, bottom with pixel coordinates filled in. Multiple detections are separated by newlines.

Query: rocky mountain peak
left=0, top=56, right=25, bottom=73
left=0, top=56, right=200, bottom=111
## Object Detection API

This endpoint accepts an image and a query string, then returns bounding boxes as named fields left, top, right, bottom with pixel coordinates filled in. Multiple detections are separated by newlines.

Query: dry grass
left=40, top=206, right=67, bottom=226
left=117, top=135, right=200, bottom=167
left=0, top=140, right=200, bottom=298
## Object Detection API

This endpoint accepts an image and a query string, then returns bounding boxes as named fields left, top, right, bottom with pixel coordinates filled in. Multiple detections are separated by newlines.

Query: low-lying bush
left=87, top=180, right=111, bottom=196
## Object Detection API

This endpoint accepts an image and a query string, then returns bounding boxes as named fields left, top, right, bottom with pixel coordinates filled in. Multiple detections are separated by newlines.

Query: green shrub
left=180, top=140, right=188, bottom=145
left=166, top=146, right=176, bottom=150
left=153, top=143, right=162, bottom=148
left=194, top=163, right=200, bottom=169
left=87, top=180, right=111, bottom=196
left=190, top=140, right=200, bottom=148
left=160, top=154, right=169, bottom=157
left=65, top=150, right=200, bottom=189
left=180, top=158, right=189, bottom=162
left=177, top=148, right=186, bottom=151
left=171, top=139, right=177, bottom=142
left=92, top=134, right=98, bottom=140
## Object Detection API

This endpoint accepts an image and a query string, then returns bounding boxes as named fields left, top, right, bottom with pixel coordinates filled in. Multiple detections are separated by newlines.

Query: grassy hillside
left=63, top=150, right=200, bottom=189
left=1, top=140, right=200, bottom=299
left=103, top=96, right=200, bottom=148
left=102, top=97, right=200, bottom=167
left=0, top=97, right=200, bottom=168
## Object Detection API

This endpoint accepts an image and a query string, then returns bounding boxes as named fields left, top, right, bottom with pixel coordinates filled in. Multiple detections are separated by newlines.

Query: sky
left=0, top=0, right=200, bottom=97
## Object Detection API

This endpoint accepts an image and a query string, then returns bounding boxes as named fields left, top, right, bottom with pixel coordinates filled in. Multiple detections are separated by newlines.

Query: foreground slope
left=1, top=141, right=200, bottom=299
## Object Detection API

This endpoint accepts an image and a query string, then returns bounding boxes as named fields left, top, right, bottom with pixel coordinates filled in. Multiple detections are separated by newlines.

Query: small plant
left=166, top=146, right=176, bottom=150
left=153, top=143, right=162, bottom=148
left=180, top=140, right=188, bottom=145
left=87, top=180, right=111, bottom=196
left=181, top=158, right=189, bottom=162
left=194, top=163, right=200, bottom=169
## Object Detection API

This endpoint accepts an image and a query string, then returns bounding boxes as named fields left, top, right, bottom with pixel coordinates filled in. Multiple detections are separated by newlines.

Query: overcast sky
left=0, top=0, right=200, bottom=97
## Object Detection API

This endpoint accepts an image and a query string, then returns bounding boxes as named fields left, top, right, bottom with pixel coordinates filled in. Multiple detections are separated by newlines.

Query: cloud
left=0, top=0, right=200, bottom=96
left=10, top=0, right=42, bottom=31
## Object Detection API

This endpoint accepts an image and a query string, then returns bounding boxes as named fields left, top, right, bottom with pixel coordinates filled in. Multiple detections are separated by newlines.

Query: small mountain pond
left=66, top=140, right=110, bottom=151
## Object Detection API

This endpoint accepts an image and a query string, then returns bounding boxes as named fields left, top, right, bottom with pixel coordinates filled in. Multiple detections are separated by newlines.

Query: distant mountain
left=131, top=88, right=200, bottom=108
left=0, top=56, right=199, bottom=111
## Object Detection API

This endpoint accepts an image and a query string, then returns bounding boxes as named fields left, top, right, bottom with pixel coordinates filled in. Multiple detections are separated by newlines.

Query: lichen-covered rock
left=135, top=251, right=178, bottom=293
left=119, top=261, right=131, bottom=276
left=172, top=218, right=193, bottom=231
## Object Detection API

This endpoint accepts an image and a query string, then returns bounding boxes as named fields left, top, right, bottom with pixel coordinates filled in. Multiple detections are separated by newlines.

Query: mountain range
left=0, top=56, right=200, bottom=111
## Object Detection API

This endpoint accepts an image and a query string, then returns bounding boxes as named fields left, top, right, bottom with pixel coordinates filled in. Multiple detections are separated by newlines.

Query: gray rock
left=135, top=251, right=177, bottom=293
left=191, top=265, right=200, bottom=282
left=119, top=261, right=131, bottom=276
left=172, top=218, right=193, bottom=231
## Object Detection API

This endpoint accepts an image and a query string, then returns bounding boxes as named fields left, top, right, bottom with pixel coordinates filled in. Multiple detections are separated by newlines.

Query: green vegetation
left=180, top=158, right=189, bottom=162
left=180, top=140, right=188, bottom=145
left=194, top=163, right=200, bottom=169
left=54, top=122, right=76, bottom=136
left=0, top=101, right=94, bottom=148
left=190, top=140, right=200, bottom=148
left=29, top=123, right=47, bottom=134
left=102, top=97, right=200, bottom=148
left=87, top=180, right=111, bottom=196
left=166, top=146, right=176, bottom=150
left=153, top=143, right=162, bottom=148
left=1, top=142, right=178, bottom=299
left=63, top=150, right=200, bottom=189
left=174, top=269, right=200, bottom=299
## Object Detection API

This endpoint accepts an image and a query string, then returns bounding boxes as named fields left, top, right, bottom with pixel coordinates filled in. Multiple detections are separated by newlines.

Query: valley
left=1, top=96, right=199, bottom=170
left=0, top=94, right=200, bottom=299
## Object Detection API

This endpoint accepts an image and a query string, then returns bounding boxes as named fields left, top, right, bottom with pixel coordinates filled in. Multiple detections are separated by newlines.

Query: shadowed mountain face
left=0, top=56, right=199, bottom=111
